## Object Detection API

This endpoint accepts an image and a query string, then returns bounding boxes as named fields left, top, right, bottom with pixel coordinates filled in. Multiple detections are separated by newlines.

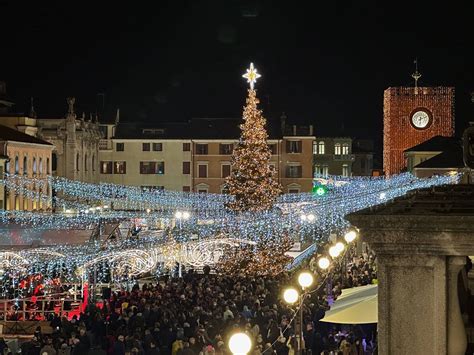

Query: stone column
left=347, top=208, right=474, bottom=355
left=447, top=256, right=467, bottom=354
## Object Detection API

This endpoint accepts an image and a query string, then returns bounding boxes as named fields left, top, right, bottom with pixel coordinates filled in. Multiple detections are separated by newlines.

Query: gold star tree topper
left=242, top=62, right=261, bottom=89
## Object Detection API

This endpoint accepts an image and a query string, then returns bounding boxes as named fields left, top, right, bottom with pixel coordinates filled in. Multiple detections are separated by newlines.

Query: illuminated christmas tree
left=226, top=63, right=282, bottom=212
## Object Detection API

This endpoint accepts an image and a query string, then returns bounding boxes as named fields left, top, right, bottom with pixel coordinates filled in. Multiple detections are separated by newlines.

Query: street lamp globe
left=307, top=213, right=315, bottom=222
left=335, top=242, right=345, bottom=253
left=228, top=332, right=252, bottom=355
left=298, top=272, right=314, bottom=288
left=283, top=288, right=299, bottom=304
left=344, top=230, right=357, bottom=243
left=175, top=211, right=183, bottom=219
left=318, top=257, right=330, bottom=270
left=300, top=214, right=307, bottom=221
left=182, top=211, right=190, bottom=220
left=329, top=245, right=341, bottom=258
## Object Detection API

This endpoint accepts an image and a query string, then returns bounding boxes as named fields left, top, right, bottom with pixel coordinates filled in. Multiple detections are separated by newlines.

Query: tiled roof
left=404, top=136, right=460, bottom=153
left=414, top=148, right=464, bottom=169
left=0, top=124, right=53, bottom=145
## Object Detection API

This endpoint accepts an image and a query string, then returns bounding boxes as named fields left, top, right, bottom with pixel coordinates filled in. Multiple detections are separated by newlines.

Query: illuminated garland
left=0, top=172, right=460, bottom=281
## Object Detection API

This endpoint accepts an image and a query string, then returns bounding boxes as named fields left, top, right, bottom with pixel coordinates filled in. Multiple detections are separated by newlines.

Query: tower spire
left=29, top=97, right=37, bottom=118
left=411, top=58, right=422, bottom=93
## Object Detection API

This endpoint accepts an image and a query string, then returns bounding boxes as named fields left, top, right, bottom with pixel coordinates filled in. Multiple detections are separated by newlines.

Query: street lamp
left=344, top=230, right=357, bottom=243
left=283, top=288, right=299, bottom=304
left=298, top=271, right=314, bottom=289
left=318, top=257, right=330, bottom=270
left=329, top=245, right=341, bottom=258
left=228, top=332, right=252, bottom=355
left=284, top=271, right=315, bottom=355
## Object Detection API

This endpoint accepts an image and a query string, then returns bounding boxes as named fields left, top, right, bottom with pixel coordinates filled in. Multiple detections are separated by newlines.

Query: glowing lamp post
left=283, top=271, right=315, bottom=354
left=228, top=332, right=252, bottom=355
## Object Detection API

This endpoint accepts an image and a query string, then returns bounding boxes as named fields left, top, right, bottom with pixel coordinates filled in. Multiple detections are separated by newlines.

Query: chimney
left=309, top=125, right=314, bottom=136
left=280, top=112, right=287, bottom=136
left=292, top=125, right=297, bottom=136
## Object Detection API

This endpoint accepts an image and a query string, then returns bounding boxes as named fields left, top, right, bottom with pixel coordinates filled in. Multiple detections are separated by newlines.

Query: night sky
left=2, top=1, right=474, bottom=151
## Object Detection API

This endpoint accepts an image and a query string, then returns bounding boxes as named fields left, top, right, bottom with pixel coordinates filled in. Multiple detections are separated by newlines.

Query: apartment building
left=313, top=137, right=354, bottom=177
left=99, top=119, right=315, bottom=193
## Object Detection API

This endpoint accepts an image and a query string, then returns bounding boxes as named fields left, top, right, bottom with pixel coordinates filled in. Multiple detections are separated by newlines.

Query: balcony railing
left=334, top=154, right=355, bottom=161
left=99, top=139, right=113, bottom=151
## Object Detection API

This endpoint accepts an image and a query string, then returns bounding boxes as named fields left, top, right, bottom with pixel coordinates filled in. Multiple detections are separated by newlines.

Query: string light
left=0, top=171, right=460, bottom=280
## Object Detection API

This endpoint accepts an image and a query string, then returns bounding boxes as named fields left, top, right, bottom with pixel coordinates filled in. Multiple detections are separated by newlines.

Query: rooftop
left=0, top=124, right=53, bottom=146
left=404, top=135, right=460, bottom=153
left=113, top=118, right=312, bottom=140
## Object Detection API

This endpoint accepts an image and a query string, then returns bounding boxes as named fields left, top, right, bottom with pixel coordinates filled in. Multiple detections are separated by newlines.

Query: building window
left=39, top=158, right=43, bottom=174
left=183, top=186, right=191, bottom=192
left=14, top=156, right=19, bottom=175
left=196, top=184, right=209, bottom=193
left=198, top=164, right=208, bottom=178
left=221, top=164, right=231, bottom=178
left=182, top=161, right=191, bottom=174
left=361, top=158, right=366, bottom=170
left=342, top=143, right=349, bottom=155
left=142, top=143, right=150, bottom=151
left=342, top=164, right=349, bottom=177
left=92, top=155, right=95, bottom=171
left=286, top=165, right=302, bottom=178
left=116, top=143, right=124, bottom=151
left=47, top=158, right=50, bottom=174
left=183, top=143, right=191, bottom=152
left=84, top=154, right=88, bottom=171
left=219, top=144, right=233, bottom=155
left=33, top=157, right=37, bottom=175
left=140, top=162, right=165, bottom=174
left=114, top=161, right=127, bottom=174
left=312, top=143, right=317, bottom=155
left=318, top=141, right=325, bottom=154
left=153, top=143, right=163, bottom=151
left=5, top=160, right=10, bottom=175
left=335, top=143, right=341, bottom=155
left=23, top=156, right=28, bottom=176
left=100, top=161, right=113, bottom=174
left=52, top=153, right=57, bottom=172
left=76, top=154, right=80, bottom=171
left=266, top=144, right=276, bottom=155
left=288, top=188, right=300, bottom=193
left=322, top=165, right=328, bottom=176
left=286, top=140, right=302, bottom=153
left=196, top=144, right=208, bottom=155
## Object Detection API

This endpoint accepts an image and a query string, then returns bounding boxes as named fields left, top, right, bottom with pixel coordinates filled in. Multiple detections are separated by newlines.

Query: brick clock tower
left=383, top=73, right=454, bottom=175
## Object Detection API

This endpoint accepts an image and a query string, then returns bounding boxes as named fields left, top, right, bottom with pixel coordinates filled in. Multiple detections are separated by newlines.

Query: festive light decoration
left=0, top=171, right=460, bottom=280
left=241, top=62, right=261, bottom=90
left=225, top=65, right=281, bottom=212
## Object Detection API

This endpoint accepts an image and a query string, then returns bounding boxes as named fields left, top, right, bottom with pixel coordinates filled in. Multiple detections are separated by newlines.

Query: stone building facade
left=0, top=97, right=102, bottom=184
left=0, top=125, right=54, bottom=211
left=98, top=119, right=315, bottom=193
left=312, top=137, right=354, bottom=177
left=37, top=98, right=102, bottom=183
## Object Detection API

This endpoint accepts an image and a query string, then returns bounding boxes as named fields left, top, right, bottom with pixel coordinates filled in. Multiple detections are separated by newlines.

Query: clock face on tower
left=410, top=108, right=432, bottom=129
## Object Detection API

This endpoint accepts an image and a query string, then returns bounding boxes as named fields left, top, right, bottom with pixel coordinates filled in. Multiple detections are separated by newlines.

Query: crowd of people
left=1, top=248, right=377, bottom=355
